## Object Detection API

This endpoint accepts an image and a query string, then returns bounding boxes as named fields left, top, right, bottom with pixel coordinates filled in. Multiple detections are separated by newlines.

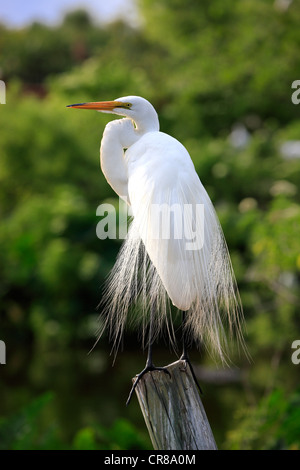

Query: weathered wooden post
left=133, top=359, right=218, bottom=450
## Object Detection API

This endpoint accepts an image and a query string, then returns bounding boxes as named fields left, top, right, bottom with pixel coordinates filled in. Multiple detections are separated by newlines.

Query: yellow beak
left=66, top=100, right=128, bottom=111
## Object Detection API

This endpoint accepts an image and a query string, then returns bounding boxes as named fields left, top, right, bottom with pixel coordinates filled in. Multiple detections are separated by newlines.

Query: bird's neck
left=134, top=113, right=159, bottom=135
left=100, top=116, right=159, bottom=202
left=100, top=118, right=138, bottom=202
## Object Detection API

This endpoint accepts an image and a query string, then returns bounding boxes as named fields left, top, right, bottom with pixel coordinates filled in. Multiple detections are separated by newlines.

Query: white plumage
left=68, top=96, right=245, bottom=363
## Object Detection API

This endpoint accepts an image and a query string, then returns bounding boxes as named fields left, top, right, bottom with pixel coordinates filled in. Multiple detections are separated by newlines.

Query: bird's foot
left=180, top=353, right=203, bottom=395
left=126, top=364, right=171, bottom=406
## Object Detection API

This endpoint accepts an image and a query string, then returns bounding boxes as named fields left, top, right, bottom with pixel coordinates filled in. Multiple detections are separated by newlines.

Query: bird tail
left=96, top=208, right=247, bottom=364
left=96, top=223, right=174, bottom=358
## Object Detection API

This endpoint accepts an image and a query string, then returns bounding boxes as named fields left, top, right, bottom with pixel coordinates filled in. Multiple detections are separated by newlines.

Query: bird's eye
left=116, top=102, right=132, bottom=109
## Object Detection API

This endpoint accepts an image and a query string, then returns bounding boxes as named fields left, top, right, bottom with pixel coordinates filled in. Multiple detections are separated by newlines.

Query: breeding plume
left=67, top=96, right=245, bottom=402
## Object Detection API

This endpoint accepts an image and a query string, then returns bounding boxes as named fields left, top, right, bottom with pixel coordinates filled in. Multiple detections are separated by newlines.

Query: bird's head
left=67, top=95, right=159, bottom=132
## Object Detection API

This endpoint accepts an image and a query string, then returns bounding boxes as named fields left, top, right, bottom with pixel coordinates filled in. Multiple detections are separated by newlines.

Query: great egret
left=67, top=96, right=245, bottom=403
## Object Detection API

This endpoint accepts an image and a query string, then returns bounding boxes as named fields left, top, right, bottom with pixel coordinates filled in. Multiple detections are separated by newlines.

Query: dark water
left=0, top=333, right=238, bottom=449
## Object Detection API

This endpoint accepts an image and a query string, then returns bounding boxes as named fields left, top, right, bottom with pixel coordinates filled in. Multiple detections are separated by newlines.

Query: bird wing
left=102, top=130, right=244, bottom=361
left=126, top=131, right=215, bottom=311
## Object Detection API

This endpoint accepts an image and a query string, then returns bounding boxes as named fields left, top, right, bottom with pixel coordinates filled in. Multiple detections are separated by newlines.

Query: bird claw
left=126, top=365, right=171, bottom=406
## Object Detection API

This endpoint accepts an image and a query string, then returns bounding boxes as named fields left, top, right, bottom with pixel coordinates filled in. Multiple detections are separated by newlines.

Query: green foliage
left=0, top=0, right=300, bottom=450
left=225, top=388, right=300, bottom=450
left=0, top=392, right=58, bottom=450
left=73, top=419, right=149, bottom=450
left=0, top=393, right=149, bottom=450
left=140, top=0, right=300, bottom=134
left=0, top=10, right=110, bottom=84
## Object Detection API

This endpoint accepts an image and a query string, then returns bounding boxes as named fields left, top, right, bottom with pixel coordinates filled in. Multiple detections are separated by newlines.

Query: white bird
left=67, top=96, right=245, bottom=403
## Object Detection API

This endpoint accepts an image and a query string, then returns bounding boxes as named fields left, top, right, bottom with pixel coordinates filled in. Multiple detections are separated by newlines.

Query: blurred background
left=0, top=0, right=300, bottom=450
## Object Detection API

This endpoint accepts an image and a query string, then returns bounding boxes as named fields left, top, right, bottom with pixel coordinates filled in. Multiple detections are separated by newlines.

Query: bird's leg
left=126, top=304, right=171, bottom=406
left=180, top=310, right=203, bottom=394
left=180, top=310, right=189, bottom=362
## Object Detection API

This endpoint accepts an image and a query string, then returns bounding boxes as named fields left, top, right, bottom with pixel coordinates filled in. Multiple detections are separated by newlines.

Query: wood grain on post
left=133, top=359, right=218, bottom=450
